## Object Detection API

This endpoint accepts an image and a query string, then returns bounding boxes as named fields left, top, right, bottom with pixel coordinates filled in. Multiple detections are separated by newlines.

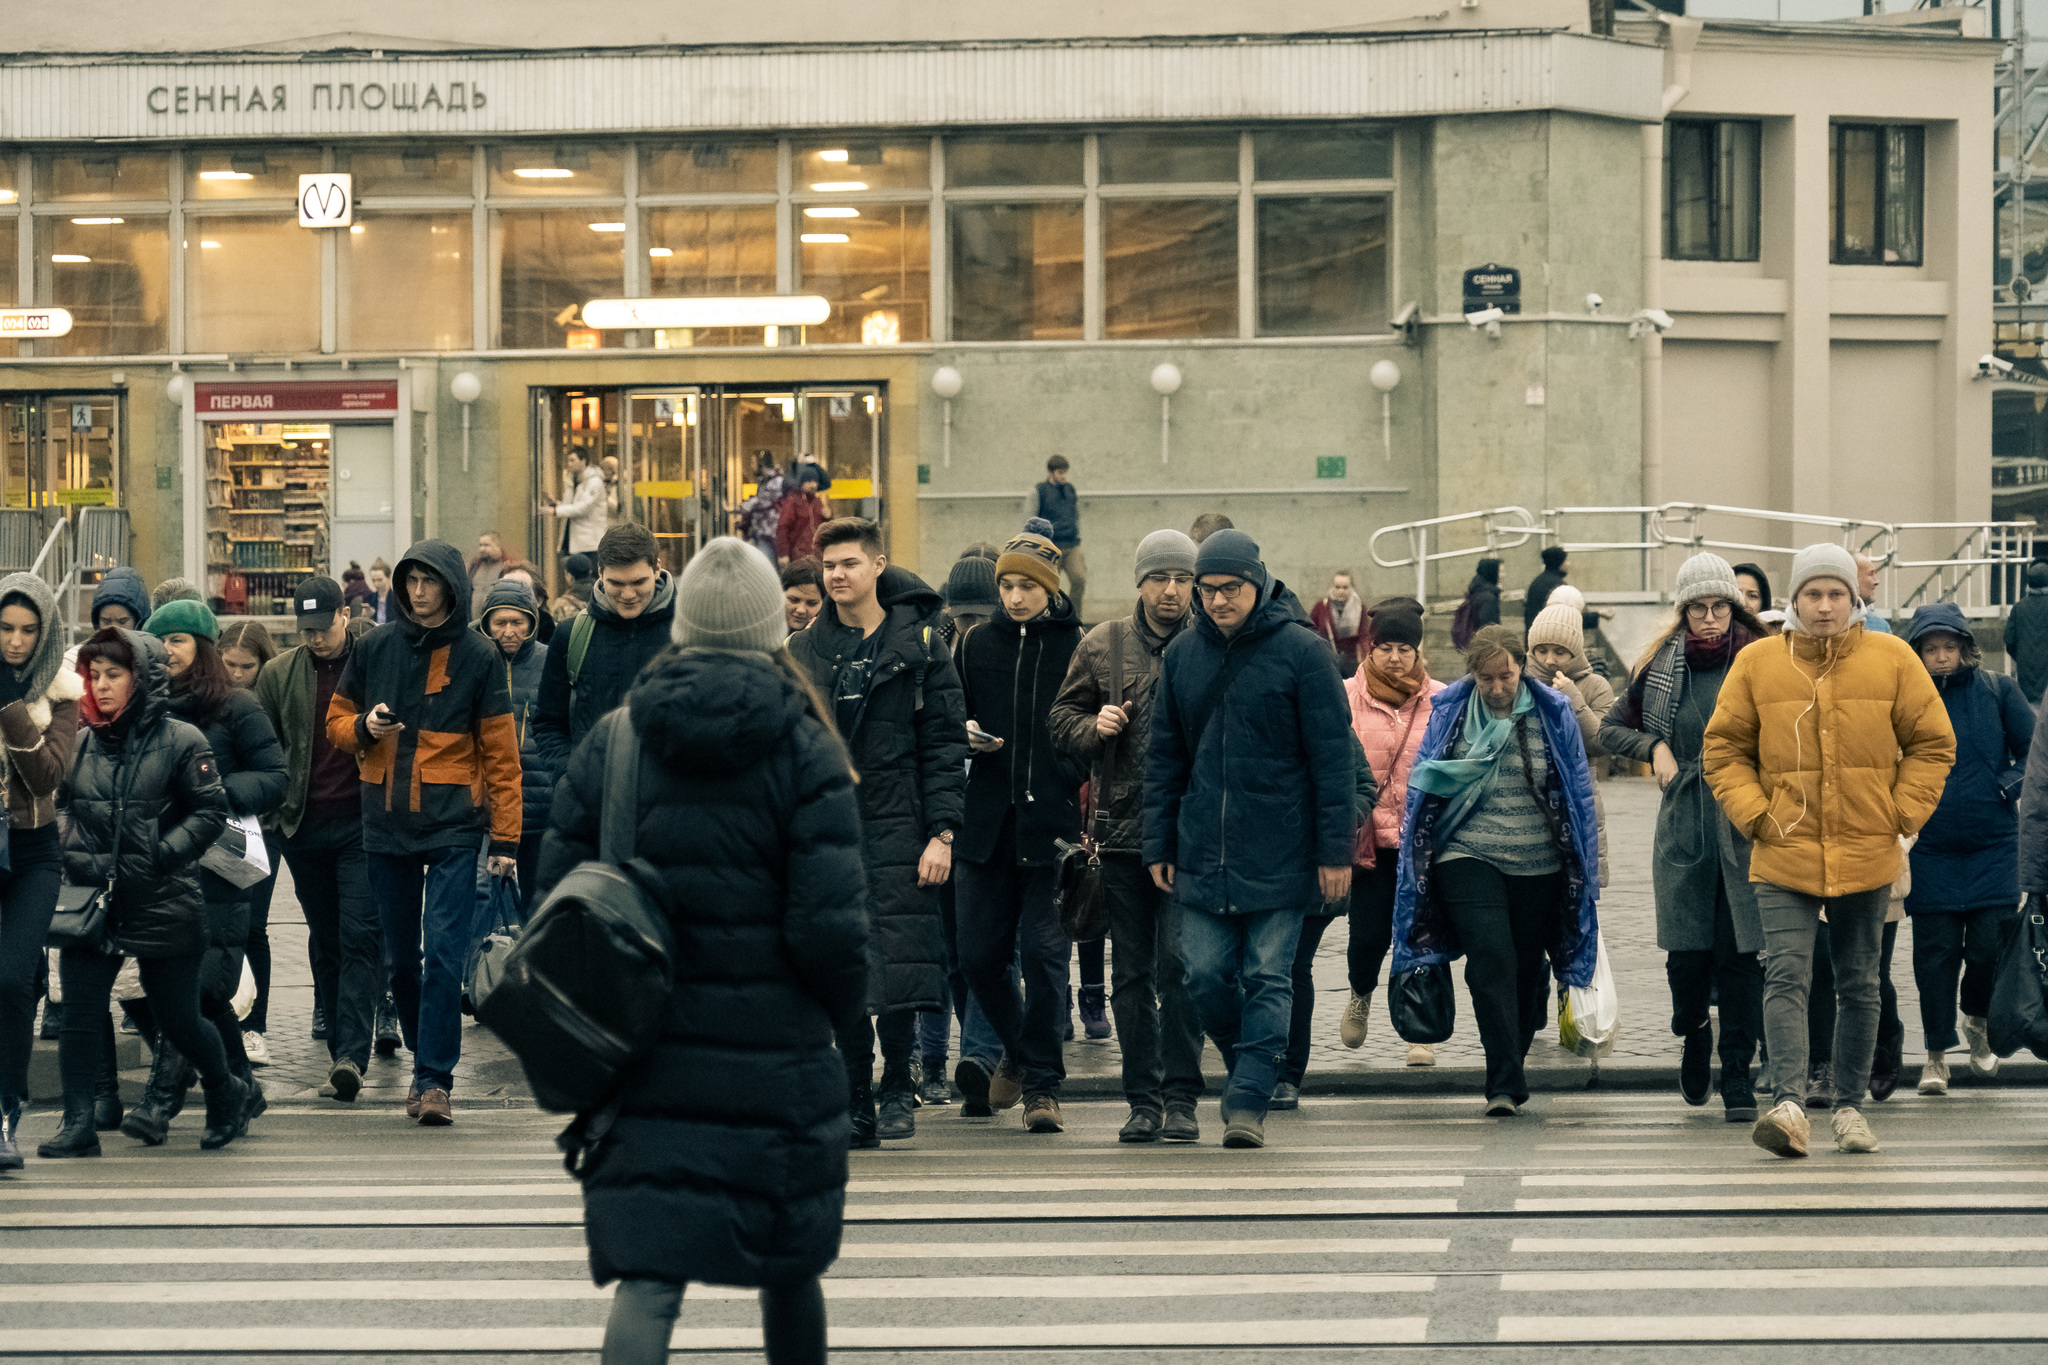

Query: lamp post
left=931, top=366, right=963, bottom=467
left=1369, top=359, right=1401, bottom=462
left=451, top=371, right=482, bottom=472
left=1151, top=362, right=1182, bottom=464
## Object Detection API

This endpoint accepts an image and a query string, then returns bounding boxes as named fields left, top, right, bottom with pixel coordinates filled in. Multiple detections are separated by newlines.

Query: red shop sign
left=194, top=380, right=399, bottom=418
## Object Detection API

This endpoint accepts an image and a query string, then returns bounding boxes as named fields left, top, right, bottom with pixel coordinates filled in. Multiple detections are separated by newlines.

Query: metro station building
left=0, top=3, right=1995, bottom=618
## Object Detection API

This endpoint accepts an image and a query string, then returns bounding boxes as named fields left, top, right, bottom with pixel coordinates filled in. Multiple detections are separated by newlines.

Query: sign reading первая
left=1461, top=264, right=1522, bottom=315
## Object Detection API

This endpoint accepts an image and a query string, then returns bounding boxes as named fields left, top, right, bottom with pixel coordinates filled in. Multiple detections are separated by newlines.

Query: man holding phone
left=326, top=540, right=522, bottom=1128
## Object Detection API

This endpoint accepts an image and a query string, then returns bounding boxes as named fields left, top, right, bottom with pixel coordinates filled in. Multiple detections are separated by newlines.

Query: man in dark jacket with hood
left=787, top=517, right=967, bottom=1148
left=2005, top=563, right=2048, bottom=704
left=479, top=578, right=552, bottom=913
left=1524, top=546, right=1569, bottom=633
left=90, top=566, right=152, bottom=631
left=533, top=523, right=676, bottom=776
left=1143, top=528, right=1353, bottom=1150
left=326, top=539, right=522, bottom=1128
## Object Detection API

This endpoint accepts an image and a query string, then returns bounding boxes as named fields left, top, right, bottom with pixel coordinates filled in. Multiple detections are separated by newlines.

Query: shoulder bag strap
left=1089, top=621, right=1127, bottom=844
left=1186, top=628, right=1272, bottom=755
left=1371, top=697, right=1426, bottom=818
left=599, top=704, right=641, bottom=865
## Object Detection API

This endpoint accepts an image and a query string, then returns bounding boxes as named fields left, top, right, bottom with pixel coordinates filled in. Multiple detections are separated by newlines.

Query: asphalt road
left=5, top=1085, right=2048, bottom=1363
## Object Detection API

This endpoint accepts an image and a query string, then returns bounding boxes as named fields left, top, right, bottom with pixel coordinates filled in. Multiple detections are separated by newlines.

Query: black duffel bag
left=1989, top=895, right=2048, bottom=1062
left=1389, top=962, right=1456, bottom=1045
left=477, top=706, right=675, bottom=1114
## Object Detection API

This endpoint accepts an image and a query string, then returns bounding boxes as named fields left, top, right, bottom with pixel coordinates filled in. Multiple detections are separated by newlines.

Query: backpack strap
left=599, top=705, right=641, bottom=865
left=566, top=613, right=596, bottom=691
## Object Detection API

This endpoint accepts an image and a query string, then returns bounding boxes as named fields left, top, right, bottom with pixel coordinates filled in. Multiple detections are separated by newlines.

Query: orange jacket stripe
left=477, top=711, right=523, bottom=846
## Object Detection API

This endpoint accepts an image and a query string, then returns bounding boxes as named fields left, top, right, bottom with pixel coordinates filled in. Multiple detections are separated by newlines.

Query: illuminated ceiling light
left=860, top=310, right=901, bottom=346
left=588, top=222, right=625, bottom=232
left=51, top=254, right=91, bottom=263
left=800, top=233, right=849, bottom=244
left=70, top=217, right=123, bottom=226
left=809, top=181, right=867, bottom=192
left=648, top=247, right=673, bottom=257
left=581, top=295, right=832, bottom=329
left=0, top=191, right=16, bottom=203
left=200, top=241, right=222, bottom=249
left=349, top=225, right=365, bottom=234
left=513, top=168, right=573, bottom=179
left=804, top=206, right=859, bottom=219
left=198, top=170, right=253, bottom=181
left=817, top=150, right=850, bottom=163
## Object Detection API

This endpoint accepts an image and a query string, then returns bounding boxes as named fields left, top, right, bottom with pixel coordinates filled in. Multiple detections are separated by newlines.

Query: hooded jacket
left=787, top=565, right=966, bottom=1013
left=1141, top=581, right=1355, bottom=914
left=478, top=578, right=554, bottom=838
left=1049, top=605, right=1186, bottom=855
left=1703, top=621, right=1955, bottom=898
left=65, top=630, right=232, bottom=958
left=956, top=596, right=1085, bottom=866
left=325, top=539, right=523, bottom=858
left=166, top=684, right=286, bottom=898
left=774, top=487, right=832, bottom=562
left=0, top=572, right=84, bottom=831
left=533, top=568, right=678, bottom=776
left=537, top=648, right=866, bottom=1289
left=90, top=566, right=151, bottom=630
left=2006, top=578, right=2048, bottom=703
left=255, top=631, right=355, bottom=840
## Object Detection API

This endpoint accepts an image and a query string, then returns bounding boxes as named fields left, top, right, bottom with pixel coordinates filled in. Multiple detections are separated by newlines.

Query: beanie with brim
left=1673, top=551, right=1742, bottom=609
left=1133, top=529, right=1198, bottom=585
left=1193, top=529, right=1269, bottom=592
left=672, top=536, right=788, bottom=653
left=995, top=533, right=1063, bottom=597
left=142, top=597, right=219, bottom=642
left=1527, top=604, right=1584, bottom=656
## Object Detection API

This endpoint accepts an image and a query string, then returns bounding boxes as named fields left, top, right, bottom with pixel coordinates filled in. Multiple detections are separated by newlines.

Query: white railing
left=20, top=507, right=131, bottom=642
left=1368, top=506, right=1545, bottom=602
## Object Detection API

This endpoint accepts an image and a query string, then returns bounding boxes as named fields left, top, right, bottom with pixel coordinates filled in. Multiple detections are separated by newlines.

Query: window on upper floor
left=1831, top=123, right=1923, bottom=267
left=1665, top=118, right=1760, bottom=262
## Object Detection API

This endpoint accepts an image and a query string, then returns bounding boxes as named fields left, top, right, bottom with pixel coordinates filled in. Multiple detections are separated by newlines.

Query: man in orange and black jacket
left=326, top=538, right=522, bottom=1128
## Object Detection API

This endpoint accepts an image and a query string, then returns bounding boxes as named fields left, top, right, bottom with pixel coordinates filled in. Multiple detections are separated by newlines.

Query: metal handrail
left=1369, top=506, right=1544, bottom=601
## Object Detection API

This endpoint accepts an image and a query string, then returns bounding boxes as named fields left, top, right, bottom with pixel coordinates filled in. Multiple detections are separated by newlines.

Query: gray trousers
left=1754, top=882, right=1888, bottom=1108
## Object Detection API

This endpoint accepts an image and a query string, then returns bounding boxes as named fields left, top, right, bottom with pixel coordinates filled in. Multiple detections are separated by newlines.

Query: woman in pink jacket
left=1339, top=601, right=1445, bottom=1065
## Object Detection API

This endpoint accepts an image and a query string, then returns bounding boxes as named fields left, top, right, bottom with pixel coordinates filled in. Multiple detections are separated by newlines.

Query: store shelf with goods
left=205, top=422, right=334, bottom=611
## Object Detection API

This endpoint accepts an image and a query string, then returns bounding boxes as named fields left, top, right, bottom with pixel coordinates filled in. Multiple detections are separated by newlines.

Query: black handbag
left=1389, top=962, right=1456, bottom=1044
left=1989, top=896, right=2048, bottom=1061
left=1054, top=622, right=1123, bottom=942
left=48, top=772, right=126, bottom=954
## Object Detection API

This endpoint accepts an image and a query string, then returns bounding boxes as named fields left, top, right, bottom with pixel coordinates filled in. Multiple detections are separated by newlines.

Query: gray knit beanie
left=672, top=537, right=787, bottom=653
left=1673, top=552, right=1742, bottom=609
left=1787, top=543, right=1859, bottom=605
left=1133, top=529, right=1198, bottom=585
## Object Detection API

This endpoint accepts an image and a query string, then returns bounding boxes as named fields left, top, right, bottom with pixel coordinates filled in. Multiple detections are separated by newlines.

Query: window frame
left=1663, top=117, right=1762, bottom=264
left=1830, top=121, right=1925, bottom=268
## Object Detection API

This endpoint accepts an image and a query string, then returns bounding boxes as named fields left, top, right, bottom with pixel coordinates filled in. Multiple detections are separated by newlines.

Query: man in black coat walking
left=787, top=517, right=967, bottom=1148
left=533, top=522, right=677, bottom=776
left=1524, top=545, right=1570, bottom=633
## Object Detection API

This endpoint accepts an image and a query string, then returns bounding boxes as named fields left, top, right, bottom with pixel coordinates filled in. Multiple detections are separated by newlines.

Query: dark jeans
left=1346, top=857, right=1399, bottom=997
left=602, top=1278, right=825, bottom=1365
left=1756, top=884, right=1889, bottom=1106
left=1912, top=906, right=2017, bottom=1052
left=836, top=1008, right=917, bottom=1091
left=1806, top=913, right=1906, bottom=1084
left=1435, top=859, right=1564, bottom=1104
left=515, top=831, right=545, bottom=918
left=1103, top=855, right=1203, bottom=1112
left=0, top=828, right=63, bottom=1103
left=1664, top=874, right=1763, bottom=1072
left=60, top=949, right=230, bottom=1096
left=285, top=814, right=383, bottom=1072
left=1179, top=903, right=1304, bottom=1120
left=367, top=844, right=475, bottom=1093
left=956, top=856, right=1069, bottom=1100
left=917, top=875, right=966, bottom=1064
left=1283, top=912, right=1340, bottom=1086
left=1076, top=936, right=1105, bottom=991
left=242, top=865, right=280, bottom=1034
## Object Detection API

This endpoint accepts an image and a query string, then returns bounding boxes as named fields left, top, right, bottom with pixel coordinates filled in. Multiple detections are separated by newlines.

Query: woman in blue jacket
left=1903, top=603, right=2032, bottom=1095
left=1393, top=625, right=1601, bottom=1115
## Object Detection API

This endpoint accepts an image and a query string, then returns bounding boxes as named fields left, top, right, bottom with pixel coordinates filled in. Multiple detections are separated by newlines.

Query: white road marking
left=0, top=1182, right=570, bottom=1201
left=1501, top=1267, right=2048, bottom=1292
left=843, top=1198, right=1461, bottom=1221
left=846, top=1175, right=1464, bottom=1193
left=1497, top=1314, right=2048, bottom=1342
left=1517, top=1194, right=2048, bottom=1213
left=1521, top=1169, right=2048, bottom=1188
left=1513, top=1236, right=2048, bottom=1254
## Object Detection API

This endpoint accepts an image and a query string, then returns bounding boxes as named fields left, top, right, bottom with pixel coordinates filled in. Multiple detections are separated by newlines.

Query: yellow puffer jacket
left=1703, top=623, right=1954, bottom=898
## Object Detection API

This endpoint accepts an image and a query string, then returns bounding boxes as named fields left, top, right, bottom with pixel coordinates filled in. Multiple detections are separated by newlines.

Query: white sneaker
left=242, top=1031, right=271, bottom=1067
left=1751, top=1099, right=1810, bottom=1158
left=1339, top=992, right=1370, bottom=1049
left=1918, top=1051, right=1949, bottom=1096
left=1406, top=1044, right=1436, bottom=1067
left=1962, top=1015, right=2000, bottom=1077
left=1832, top=1105, right=1880, bottom=1154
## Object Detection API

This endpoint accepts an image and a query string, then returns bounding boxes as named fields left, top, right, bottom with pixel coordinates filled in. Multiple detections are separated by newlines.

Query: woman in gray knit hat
left=1600, top=552, right=1770, bottom=1123
left=538, top=536, right=865, bottom=1365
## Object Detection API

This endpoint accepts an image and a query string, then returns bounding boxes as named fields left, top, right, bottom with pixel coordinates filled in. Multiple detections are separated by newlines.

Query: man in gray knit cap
left=1050, top=529, right=1204, bottom=1143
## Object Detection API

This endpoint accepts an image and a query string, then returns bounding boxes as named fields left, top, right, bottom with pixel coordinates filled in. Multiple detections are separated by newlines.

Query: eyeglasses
left=1142, top=572, right=1194, bottom=586
left=1195, top=579, right=1251, bottom=600
left=1684, top=600, right=1733, bottom=620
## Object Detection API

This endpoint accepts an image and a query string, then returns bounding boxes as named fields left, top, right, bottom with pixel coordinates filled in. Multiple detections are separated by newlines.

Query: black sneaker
left=1680, top=1022, right=1713, bottom=1106
left=876, top=1092, right=916, bottom=1141
left=917, top=1058, right=953, bottom=1107
left=310, top=1006, right=329, bottom=1042
left=374, top=994, right=402, bottom=1057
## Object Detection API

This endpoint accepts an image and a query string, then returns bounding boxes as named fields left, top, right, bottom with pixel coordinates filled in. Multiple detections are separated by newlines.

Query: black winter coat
left=787, top=566, right=966, bottom=1013
left=65, top=631, right=232, bottom=958
left=167, top=686, right=287, bottom=901
left=537, top=647, right=867, bottom=1290
left=1910, top=665, right=2034, bottom=912
left=533, top=571, right=678, bottom=775
left=957, top=601, right=1084, bottom=866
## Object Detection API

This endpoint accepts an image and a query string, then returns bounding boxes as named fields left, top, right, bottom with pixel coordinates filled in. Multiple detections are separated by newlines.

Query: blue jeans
left=1178, top=904, right=1305, bottom=1120
left=368, top=845, right=475, bottom=1093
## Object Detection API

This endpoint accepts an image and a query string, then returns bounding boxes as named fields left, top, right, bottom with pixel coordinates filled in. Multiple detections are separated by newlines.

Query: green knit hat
left=143, top=597, right=219, bottom=641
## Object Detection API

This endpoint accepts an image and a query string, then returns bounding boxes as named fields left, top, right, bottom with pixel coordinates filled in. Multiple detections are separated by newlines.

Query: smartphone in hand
left=965, top=719, right=1003, bottom=753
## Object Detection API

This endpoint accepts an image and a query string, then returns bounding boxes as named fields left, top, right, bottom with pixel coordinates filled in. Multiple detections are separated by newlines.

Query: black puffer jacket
left=536, top=647, right=867, bottom=1289
left=167, top=686, right=287, bottom=899
left=786, top=566, right=966, bottom=1014
left=957, top=599, right=1085, bottom=866
left=532, top=570, right=678, bottom=775
left=65, top=630, right=232, bottom=959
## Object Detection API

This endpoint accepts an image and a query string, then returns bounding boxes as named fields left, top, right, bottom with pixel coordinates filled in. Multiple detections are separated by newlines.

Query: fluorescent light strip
left=70, top=217, right=123, bottom=225
left=804, top=206, right=859, bottom=218
left=810, top=180, right=868, bottom=191
left=800, top=232, right=850, bottom=243
left=513, top=168, right=573, bottom=179
left=198, top=171, right=253, bottom=181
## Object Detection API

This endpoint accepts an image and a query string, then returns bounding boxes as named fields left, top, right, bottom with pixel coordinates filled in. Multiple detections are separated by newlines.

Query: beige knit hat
left=1527, top=603, right=1584, bottom=655
left=672, top=536, right=788, bottom=653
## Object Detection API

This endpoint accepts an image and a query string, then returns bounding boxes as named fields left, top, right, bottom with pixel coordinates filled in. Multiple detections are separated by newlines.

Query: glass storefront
left=0, top=393, right=122, bottom=512
left=203, top=422, right=333, bottom=614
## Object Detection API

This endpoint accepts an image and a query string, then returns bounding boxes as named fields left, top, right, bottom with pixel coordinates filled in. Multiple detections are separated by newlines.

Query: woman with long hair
left=216, top=620, right=282, bottom=1062
left=538, top=539, right=864, bottom=1365
left=1392, top=625, right=1602, bottom=1115
left=41, top=629, right=245, bottom=1156
left=1600, top=553, right=1768, bottom=1120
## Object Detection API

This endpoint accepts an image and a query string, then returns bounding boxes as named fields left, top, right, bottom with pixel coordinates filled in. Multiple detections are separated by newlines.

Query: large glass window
left=38, top=217, right=170, bottom=355
left=1832, top=123, right=1924, bottom=266
left=950, top=202, right=1083, bottom=341
left=794, top=140, right=931, bottom=192
left=1254, top=127, right=1393, bottom=181
left=642, top=205, right=778, bottom=346
left=1666, top=119, right=1761, bottom=262
left=642, top=140, right=778, bottom=195
left=1103, top=199, right=1236, bottom=339
left=1256, top=196, right=1388, bottom=336
left=489, top=145, right=625, bottom=199
left=0, top=219, right=14, bottom=308
left=946, top=135, right=1084, bottom=189
left=185, top=146, right=321, bottom=201
left=496, top=210, right=625, bottom=348
left=798, top=204, right=930, bottom=344
left=184, top=216, right=320, bottom=352
left=1100, top=131, right=1239, bottom=185
left=0, top=160, right=14, bottom=206
left=338, top=146, right=474, bottom=198
left=340, top=213, right=472, bottom=351
left=38, top=150, right=171, bottom=202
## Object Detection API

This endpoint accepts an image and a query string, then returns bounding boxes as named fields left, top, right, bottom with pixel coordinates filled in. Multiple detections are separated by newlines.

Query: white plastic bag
left=199, top=813, right=271, bottom=890
left=231, top=958, right=258, bottom=1021
left=1559, top=931, right=1619, bottom=1059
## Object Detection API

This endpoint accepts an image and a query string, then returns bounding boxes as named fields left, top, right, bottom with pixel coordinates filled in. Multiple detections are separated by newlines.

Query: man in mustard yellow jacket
left=1705, top=542, right=1954, bottom=1160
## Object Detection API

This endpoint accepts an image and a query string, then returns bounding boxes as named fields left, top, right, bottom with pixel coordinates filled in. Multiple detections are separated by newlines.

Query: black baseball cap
left=293, top=576, right=345, bottom=629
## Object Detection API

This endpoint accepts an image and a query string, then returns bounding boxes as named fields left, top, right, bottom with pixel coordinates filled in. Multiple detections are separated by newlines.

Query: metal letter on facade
left=273, top=85, right=287, bottom=111
left=446, top=83, right=466, bottom=111
left=194, top=87, right=214, bottom=112
left=422, top=85, right=443, bottom=111
left=360, top=83, right=386, bottom=110
left=338, top=85, right=355, bottom=110
left=174, top=87, right=189, bottom=114
left=470, top=87, right=486, bottom=109
left=221, top=87, right=240, bottom=113
left=246, top=85, right=267, bottom=112
left=312, top=84, right=332, bottom=110
left=147, top=87, right=170, bottom=113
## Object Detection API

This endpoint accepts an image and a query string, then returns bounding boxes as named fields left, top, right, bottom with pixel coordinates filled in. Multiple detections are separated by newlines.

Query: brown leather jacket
left=2, top=664, right=84, bottom=830
left=1048, top=607, right=1183, bottom=855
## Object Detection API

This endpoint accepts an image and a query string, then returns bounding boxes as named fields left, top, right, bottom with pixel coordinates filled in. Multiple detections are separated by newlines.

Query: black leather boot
left=36, top=1094, right=102, bottom=1159
left=199, top=1074, right=250, bottom=1150
left=92, top=1063, right=125, bottom=1132
left=847, top=1077, right=880, bottom=1150
left=120, top=1033, right=187, bottom=1146
left=875, top=1057, right=915, bottom=1141
left=0, top=1096, right=23, bottom=1170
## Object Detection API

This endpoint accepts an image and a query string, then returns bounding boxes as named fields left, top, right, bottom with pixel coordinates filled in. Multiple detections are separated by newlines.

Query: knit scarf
left=1364, top=654, right=1426, bottom=708
left=1408, top=682, right=1534, bottom=834
left=1627, top=623, right=1758, bottom=743
left=1326, top=594, right=1363, bottom=640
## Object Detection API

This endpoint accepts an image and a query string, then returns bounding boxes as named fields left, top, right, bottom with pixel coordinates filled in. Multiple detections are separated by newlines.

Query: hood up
left=91, top=566, right=152, bottom=631
left=0, top=570, right=68, bottom=704
left=392, top=539, right=472, bottom=634
left=632, top=647, right=807, bottom=777
left=78, top=627, right=171, bottom=736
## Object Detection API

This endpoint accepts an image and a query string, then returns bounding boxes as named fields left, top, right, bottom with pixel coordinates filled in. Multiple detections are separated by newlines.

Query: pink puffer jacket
left=1346, top=670, right=1446, bottom=867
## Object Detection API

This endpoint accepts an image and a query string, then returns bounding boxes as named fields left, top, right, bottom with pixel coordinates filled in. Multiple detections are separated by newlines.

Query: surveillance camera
left=1390, top=302, right=1418, bottom=329
left=1980, top=353, right=2016, bottom=377
left=1585, top=293, right=1603, bottom=314
left=1465, top=307, right=1505, bottom=327
left=1628, top=308, right=1675, bottom=338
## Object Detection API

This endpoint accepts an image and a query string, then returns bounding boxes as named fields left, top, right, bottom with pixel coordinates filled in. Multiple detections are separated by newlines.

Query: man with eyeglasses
left=1050, top=530, right=1205, bottom=1144
left=1142, top=528, right=1354, bottom=1149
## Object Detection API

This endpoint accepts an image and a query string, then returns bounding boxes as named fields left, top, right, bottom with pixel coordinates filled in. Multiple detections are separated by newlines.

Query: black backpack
left=477, top=705, right=674, bottom=1115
